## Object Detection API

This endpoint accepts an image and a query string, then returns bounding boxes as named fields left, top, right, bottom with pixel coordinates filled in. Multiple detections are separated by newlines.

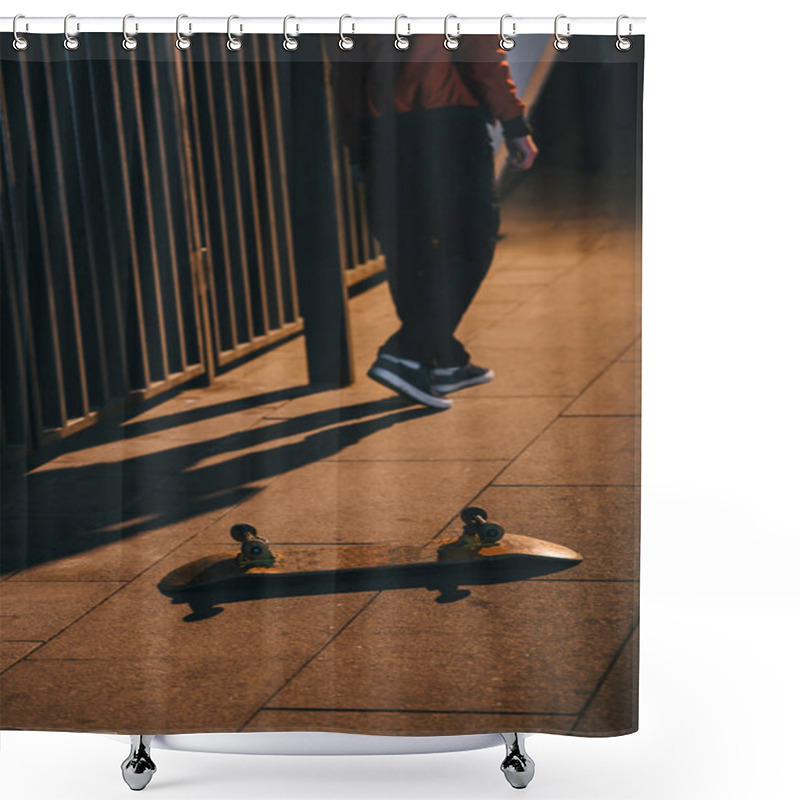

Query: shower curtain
left=0, top=28, right=643, bottom=738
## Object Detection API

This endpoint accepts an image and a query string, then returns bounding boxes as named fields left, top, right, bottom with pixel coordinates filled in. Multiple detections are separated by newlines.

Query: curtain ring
left=12, top=14, right=29, bottom=51
left=499, top=14, right=515, bottom=50
left=283, top=15, right=298, bottom=51
left=339, top=15, right=355, bottom=50
left=122, top=15, right=138, bottom=51
left=444, top=14, right=460, bottom=51
left=553, top=14, right=570, bottom=51
left=64, top=13, right=80, bottom=51
left=394, top=15, right=410, bottom=50
left=227, top=15, right=242, bottom=51
left=616, top=15, right=632, bottom=51
left=176, top=14, right=191, bottom=50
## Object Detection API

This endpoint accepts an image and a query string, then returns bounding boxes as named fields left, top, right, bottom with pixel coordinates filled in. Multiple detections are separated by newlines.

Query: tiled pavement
left=0, top=176, right=640, bottom=737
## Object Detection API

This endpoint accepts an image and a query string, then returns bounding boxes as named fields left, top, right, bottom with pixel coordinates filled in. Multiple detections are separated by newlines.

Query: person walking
left=338, top=35, right=538, bottom=409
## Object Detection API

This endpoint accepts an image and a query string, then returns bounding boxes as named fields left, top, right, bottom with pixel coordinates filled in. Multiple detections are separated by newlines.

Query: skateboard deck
left=160, top=507, right=583, bottom=594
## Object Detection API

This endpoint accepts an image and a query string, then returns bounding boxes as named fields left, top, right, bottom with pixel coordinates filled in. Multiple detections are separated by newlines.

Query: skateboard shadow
left=159, top=556, right=582, bottom=622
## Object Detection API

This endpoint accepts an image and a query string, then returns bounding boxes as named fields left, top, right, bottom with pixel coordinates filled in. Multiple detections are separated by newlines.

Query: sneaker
left=368, top=354, right=453, bottom=410
left=430, top=363, right=495, bottom=394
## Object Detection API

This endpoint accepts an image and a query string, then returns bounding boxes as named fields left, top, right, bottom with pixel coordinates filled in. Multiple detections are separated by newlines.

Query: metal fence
left=0, top=34, right=381, bottom=459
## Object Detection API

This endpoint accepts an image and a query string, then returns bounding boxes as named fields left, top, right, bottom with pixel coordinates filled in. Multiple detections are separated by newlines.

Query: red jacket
left=361, top=34, right=527, bottom=135
left=332, top=35, right=531, bottom=151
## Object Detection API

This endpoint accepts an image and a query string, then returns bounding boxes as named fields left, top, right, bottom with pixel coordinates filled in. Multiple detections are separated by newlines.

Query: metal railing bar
left=250, top=36, right=287, bottom=330
left=233, top=55, right=270, bottom=336
left=218, top=47, right=255, bottom=344
left=62, top=57, right=112, bottom=408
left=43, top=57, right=92, bottom=417
left=127, top=50, right=171, bottom=381
left=105, top=35, right=152, bottom=388
left=83, top=35, right=131, bottom=396
left=0, top=72, right=41, bottom=445
left=18, top=58, right=68, bottom=428
left=266, top=35, right=301, bottom=323
left=199, top=41, right=239, bottom=353
left=341, top=145, right=361, bottom=269
left=169, top=46, right=216, bottom=381
left=181, top=52, right=224, bottom=366
left=146, top=48, right=190, bottom=373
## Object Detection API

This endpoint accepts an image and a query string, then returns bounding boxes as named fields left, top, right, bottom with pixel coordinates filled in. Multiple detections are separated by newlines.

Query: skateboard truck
left=456, top=507, right=505, bottom=548
left=231, top=523, right=276, bottom=569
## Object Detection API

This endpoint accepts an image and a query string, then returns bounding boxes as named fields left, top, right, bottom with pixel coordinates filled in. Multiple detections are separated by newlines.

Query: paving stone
left=438, top=485, right=640, bottom=582
left=440, top=347, right=610, bottom=398
left=267, top=581, right=635, bottom=718
left=193, top=459, right=508, bottom=545
left=497, top=417, right=640, bottom=487
left=0, top=657, right=284, bottom=732
left=0, top=640, right=41, bottom=672
left=469, top=282, right=549, bottom=304
left=466, top=312, right=638, bottom=364
left=244, top=708, right=577, bottom=736
left=0, top=581, right=123, bottom=641
left=267, top=383, right=414, bottom=419
left=564, top=360, right=641, bottom=416
left=327, top=398, right=568, bottom=462
left=25, top=544, right=373, bottom=664
left=3, top=503, right=240, bottom=582
left=574, top=624, right=639, bottom=735
left=485, top=267, right=572, bottom=286
left=184, top=400, right=438, bottom=478
left=0, top=200, right=640, bottom=735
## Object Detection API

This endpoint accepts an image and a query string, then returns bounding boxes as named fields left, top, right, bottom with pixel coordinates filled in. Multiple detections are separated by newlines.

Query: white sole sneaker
left=368, top=366, right=453, bottom=410
left=432, top=368, right=495, bottom=394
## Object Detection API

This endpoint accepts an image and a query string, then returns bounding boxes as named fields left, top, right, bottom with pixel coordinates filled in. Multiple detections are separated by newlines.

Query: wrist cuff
left=501, top=115, right=532, bottom=140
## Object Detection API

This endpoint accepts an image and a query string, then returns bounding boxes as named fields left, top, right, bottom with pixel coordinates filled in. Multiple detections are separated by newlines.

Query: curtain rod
left=0, top=16, right=646, bottom=37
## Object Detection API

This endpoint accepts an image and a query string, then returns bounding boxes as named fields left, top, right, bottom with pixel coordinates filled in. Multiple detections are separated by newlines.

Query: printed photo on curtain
left=0, top=27, right=643, bottom=743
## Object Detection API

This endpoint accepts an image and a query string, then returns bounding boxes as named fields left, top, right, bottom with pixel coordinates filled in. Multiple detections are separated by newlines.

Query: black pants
left=364, top=106, right=501, bottom=368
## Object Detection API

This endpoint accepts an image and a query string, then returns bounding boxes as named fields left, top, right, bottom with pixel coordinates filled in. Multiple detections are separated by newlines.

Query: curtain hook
left=444, top=14, right=460, bottom=51
left=394, top=15, right=410, bottom=50
left=227, top=15, right=242, bottom=51
left=283, top=15, right=298, bottom=51
left=500, top=14, right=515, bottom=50
left=122, top=14, right=138, bottom=51
left=339, top=14, right=355, bottom=50
left=176, top=13, right=191, bottom=50
left=64, top=13, right=80, bottom=51
left=616, top=15, right=632, bottom=51
left=12, top=14, right=29, bottom=51
left=553, top=14, right=570, bottom=51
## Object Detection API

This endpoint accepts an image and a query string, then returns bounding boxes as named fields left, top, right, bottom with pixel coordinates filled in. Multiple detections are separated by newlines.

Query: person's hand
left=507, top=135, right=539, bottom=170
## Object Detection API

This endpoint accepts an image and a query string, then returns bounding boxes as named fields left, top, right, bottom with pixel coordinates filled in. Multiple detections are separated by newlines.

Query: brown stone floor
left=0, top=173, right=640, bottom=737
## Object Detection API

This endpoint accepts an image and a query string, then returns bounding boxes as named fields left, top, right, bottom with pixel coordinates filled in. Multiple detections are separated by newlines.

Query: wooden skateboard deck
left=160, top=508, right=583, bottom=594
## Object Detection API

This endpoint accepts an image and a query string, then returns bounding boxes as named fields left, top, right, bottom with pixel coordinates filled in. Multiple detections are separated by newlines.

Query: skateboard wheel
left=460, top=506, right=488, bottom=524
left=231, top=523, right=259, bottom=543
left=479, top=523, right=504, bottom=544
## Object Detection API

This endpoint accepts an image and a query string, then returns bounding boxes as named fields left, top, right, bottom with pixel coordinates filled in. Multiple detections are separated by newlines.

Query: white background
left=2, top=1, right=799, bottom=798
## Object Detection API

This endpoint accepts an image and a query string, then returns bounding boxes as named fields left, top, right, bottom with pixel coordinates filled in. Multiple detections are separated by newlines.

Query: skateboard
left=159, top=508, right=582, bottom=617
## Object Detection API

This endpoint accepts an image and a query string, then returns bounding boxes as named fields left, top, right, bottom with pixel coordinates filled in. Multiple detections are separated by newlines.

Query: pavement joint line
left=460, top=223, right=618, bottom=346
left=556, top=333, right=643, bottom=418
left=237, top=591, right=383, bottom=732
left=422, top=328, right=640, bottom=546
left=491, top=484, right=640, bottom=488
left=570, top=618, right=639, bottom=733
left=561, top=414, right=640, bottom=418
left=2, top=486, right=267, bottom=649
left=321, top=458, right=510, bottom=463
left=259, top=707, right=578, bottom=716
left=422, top=399, right=573, bottom=547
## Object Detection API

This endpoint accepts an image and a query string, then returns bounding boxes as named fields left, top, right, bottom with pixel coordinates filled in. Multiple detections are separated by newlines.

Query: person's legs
left=366, top=107, right=499, bottom=369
